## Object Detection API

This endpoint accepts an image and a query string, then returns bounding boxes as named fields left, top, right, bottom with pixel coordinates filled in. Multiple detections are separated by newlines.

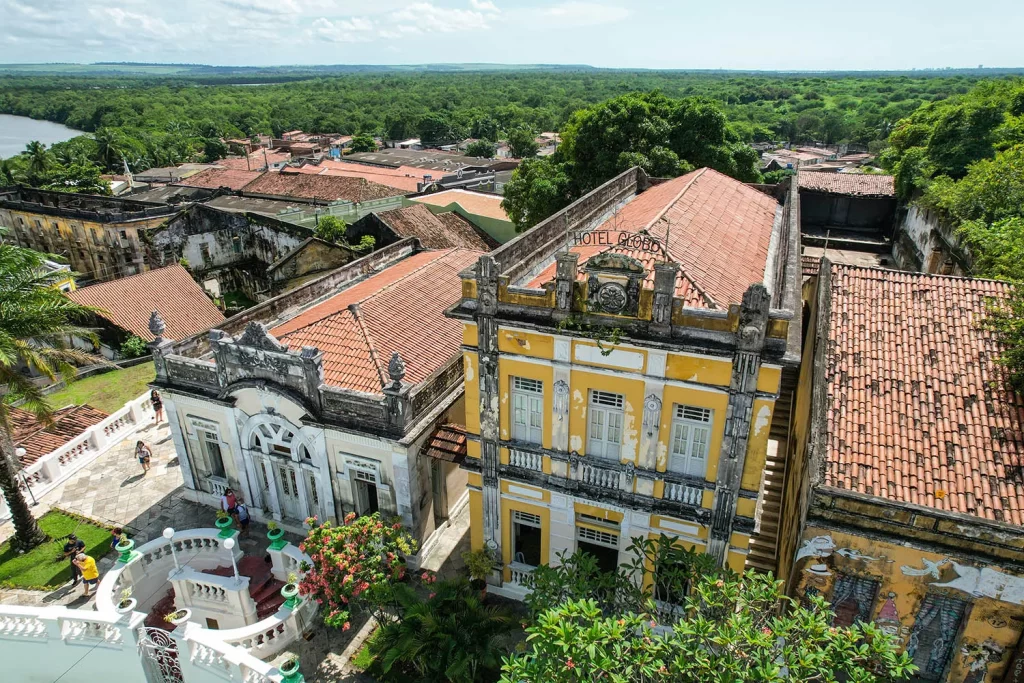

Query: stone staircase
left=745, top=367, right=798, bottom=575
left=206, top=556, right=286, bottom=620
left=144, top=588, right=178, bottom=631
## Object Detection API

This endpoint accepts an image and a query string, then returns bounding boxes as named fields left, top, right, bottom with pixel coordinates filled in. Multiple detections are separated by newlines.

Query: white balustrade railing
left=664, top=481, right=703, bottom=506
left=0, top=390, right=156, bottom=521
left=509, top=448, right=543, bottom=472
left=580, top=462, right=620, bottom=490
left=508, top=562, right=535, bottom=588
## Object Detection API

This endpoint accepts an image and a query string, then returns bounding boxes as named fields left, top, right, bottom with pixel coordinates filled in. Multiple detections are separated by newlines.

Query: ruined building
left=445, top=167, right=803, bottom=597
left=781, top=262, right=1024, bottom=683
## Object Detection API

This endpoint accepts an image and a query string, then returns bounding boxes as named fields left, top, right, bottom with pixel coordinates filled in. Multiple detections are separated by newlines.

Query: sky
left=1, top=0, right=1022, bottom=71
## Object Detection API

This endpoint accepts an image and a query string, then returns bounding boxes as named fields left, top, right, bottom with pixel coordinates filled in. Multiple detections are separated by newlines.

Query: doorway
left=276, top=464, right=303, bottom=520
left=354, top=471, right=380, bottom=516
left=431, top=460, right=449, bottom=525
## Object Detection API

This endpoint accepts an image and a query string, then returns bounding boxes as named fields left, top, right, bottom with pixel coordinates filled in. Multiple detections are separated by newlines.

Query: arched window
left=250, top=422, right=299, bottom=458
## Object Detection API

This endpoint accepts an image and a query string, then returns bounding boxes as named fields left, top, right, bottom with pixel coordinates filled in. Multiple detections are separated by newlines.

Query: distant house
left=798, top=171, right=897, bottom=240
left=68, top=264, right=225, bottom=359
left=173, top=168, right=264, bottom=192
left=410, top=188, right=515, bottom=243
left=349, top=204, right=497, bottom=252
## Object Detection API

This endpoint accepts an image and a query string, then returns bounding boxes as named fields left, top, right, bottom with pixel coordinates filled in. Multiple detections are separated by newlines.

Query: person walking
left=73, top=553, right=100, bottom=597
left=236, top=500, right=251, bottom=536
left=110, top=527, right=124, bottom=551
left=221, top=488, right=239, bottom=523
left=136, top=440, right=153, bottom=473
left=64, top=534, right=85, bottom=587
left=150, top=389, right=164, bottom=424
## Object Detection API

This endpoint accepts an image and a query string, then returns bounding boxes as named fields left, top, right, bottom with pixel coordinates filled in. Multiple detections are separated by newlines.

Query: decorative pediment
left=235, top=322, right=289, bottom=353
left=584, top=252, right=646, bottom=274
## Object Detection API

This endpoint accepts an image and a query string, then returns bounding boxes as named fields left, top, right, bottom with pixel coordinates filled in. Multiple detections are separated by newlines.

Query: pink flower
left=761, top=627, right=771, bottom=636
left=342, top=622, right=351, bottom=632
left=428, top=592, right=436, bottom=599
left=566, top=658, right=575, bottom=670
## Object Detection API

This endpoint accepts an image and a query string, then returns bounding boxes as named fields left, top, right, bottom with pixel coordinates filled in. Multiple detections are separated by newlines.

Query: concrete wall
left=892, top=203, right=968, bottom=275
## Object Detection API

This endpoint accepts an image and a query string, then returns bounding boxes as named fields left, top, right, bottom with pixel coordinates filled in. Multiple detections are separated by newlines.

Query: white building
left=152, top=241, right=481, bottom=560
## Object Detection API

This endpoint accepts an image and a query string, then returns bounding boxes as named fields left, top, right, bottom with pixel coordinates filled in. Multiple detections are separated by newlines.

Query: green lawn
left=46, top=362, right=155, bottom=413
left=0, top=511, right=113, bottom=589
left=350, top=630, right=378, bottom=672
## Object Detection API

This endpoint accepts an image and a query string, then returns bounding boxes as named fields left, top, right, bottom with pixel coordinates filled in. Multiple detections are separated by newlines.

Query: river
left=0, top=114, right=84, bottom=159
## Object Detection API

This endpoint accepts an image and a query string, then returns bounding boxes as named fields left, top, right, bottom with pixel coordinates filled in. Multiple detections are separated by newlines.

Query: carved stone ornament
left=642, top=394, right=662, bottom=432
left=237, top=322, right=289, bottom=353
left=624, top=462, right=636, bottom=484
left=148, top=310, right=166, bottom=339
left=597, top=282, right=628, bottom=313
left=387, top=352, right=406, bottom=387
left=553, top=379, right=570, bottom=415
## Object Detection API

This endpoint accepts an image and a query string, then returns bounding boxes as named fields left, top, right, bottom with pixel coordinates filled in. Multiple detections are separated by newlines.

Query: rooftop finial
left=149, top=310, right=166, bottom=339
left=387, top=352, right=406, bottom=388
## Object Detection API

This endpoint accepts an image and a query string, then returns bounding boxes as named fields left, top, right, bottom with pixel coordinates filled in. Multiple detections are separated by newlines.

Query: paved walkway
left=0, top=417, right=472, bottom=683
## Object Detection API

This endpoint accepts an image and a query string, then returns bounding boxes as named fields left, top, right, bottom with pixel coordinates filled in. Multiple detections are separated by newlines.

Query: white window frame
left=511, top=510, right=543, bottom=567
left=668, top=405, right=713, bottom=478
left=587, top=390, right=624, bottom=460
left=576, top=525, right=619, bottom=549
left=511, top=376, right=544, bottom=445
left=198, top=428, right=226, bottom=479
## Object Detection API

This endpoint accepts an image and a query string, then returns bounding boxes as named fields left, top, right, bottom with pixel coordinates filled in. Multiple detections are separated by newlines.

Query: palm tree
left=93, top=128, right=127, bottom=170
left=372, top=579, right=518, bottom=683
left=0, top=240, right=103, bottom=551
left=23, top=141, right=52, bottom=184
left=0, top=157, right=15, bottom=186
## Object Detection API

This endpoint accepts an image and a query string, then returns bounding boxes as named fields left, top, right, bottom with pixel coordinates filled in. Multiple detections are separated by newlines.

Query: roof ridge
left=274, top=249, right=461, bottom=337
left=645, top=222, right=718, bottom=309
left=643, top=168, right=706, bottom=233
left=349, top=303, right=388, bottom=389
left=832, top=262, right=1014, bottom=287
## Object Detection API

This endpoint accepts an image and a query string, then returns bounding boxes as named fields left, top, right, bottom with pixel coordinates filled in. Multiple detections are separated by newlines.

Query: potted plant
left=115, top=533, right=136, bottom=563
left=266, top=520, right=286, bottom=550
left=279, top=656, right=302, bottom=682
left=116, top=587, right=136, bottom=614
left=281, top=571, right=301, bottom=609
left=462, top=548, right=495, bottom=595
left=164, top=608, right=191, bottom=627
left=215, top=510, right=235, bottom=538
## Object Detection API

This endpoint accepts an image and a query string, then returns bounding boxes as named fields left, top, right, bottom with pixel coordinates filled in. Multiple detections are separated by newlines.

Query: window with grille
left=279, top=467, right=291, bottom=496
left=576, top=513, right=621, bottom=530
left=576, top=525, right=619, bottom=548
left=512, top=510, right=542, bottom=527
left=588, top=391, right=624, bottom=459
left=511, top=377, right=543, bottom=444
left=669, top=404, right=712, bottom=477
left=308, top=473, right=319, bottom=507
left=354, top=469, right=376, bottom=483
left=829, top=574, right=879, bottom=627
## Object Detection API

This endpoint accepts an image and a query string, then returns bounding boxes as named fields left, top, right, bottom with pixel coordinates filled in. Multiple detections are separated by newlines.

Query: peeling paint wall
left=792, top=525, right=1024, bottom=683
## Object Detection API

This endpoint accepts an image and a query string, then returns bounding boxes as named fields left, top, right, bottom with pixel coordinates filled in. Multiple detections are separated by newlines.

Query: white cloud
left=390, top=2, right=495, bottom=33
left=531, top=1, right=629, bottom=27
left=470, top=0, right=500, bottom=13
left=308, top=15, right=375, bottom=42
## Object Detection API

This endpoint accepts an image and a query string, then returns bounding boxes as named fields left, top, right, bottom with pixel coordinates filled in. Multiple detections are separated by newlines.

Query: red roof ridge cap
left=349, top=302, right=388, bottom=389
left=831, top=261, right=1015, bottom=287
left=643, top=167, right=706, bottom=234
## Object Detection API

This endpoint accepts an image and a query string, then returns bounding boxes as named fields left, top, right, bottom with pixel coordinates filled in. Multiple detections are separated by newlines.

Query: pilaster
left=707, top=284, right=771, bottom=565
left=476, top=255, right=503, bottom=568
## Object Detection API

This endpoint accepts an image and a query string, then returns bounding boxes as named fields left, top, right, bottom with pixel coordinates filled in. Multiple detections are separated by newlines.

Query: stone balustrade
left=663, top=481, right=703, bottom=506
left=579, top=461, right=621, bottom=490
left=507, top=561, right=535, bottom=588
left=509, top=447, right=543, bottom=472
left=0, top=391, right=155, bottom=522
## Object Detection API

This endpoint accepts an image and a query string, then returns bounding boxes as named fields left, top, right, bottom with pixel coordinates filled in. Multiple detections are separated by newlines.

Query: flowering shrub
left=298, top=512, right=416, bottom=629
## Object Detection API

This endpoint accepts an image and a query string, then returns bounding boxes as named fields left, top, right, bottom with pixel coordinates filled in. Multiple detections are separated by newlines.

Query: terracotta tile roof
left=413, top=189, right=510, bottom=222
left=241, top=171, right=406, bottom=202
left=527, top=168, right=779, bottom=309
left=270, top=248, right=483, bottom=393
left=799, top=171, right=895, bottom=197
left=174, top=168, right=264, bottom=191
left=11, top=404, right=109, bottom=465
left=823, top=264, right=1024, bottom=524
left=423, top=424, right=468, bottom=463
left=68, top=264, right=225, bottom=342
left=802, top=254, right=821, bottom=277
left=218, top=151, right=291, bottom=171
left=284, top=160, right=429, bottom=193
left=376, top=204, right=496, bottom=251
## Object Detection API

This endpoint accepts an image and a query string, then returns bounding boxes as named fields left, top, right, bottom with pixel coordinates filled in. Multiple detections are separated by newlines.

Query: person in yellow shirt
left=73, top=553, right=99, bottom=597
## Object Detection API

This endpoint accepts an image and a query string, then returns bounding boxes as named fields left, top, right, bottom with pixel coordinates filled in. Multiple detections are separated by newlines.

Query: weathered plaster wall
left=892, top=204, right=968, bottom=275
left=792, top=525, right=1024, bottom=683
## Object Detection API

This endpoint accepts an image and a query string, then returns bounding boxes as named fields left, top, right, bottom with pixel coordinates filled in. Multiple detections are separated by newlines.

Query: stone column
left=476, top=256, right=503, bottom=573
left=650, top=262, right=679, bottom=335
left=554, top=252, right=579, bottom=321
left=262, top=457, right=283, bottom=522
left=163, top=396, right=196, bottom=491
left=706, top=285, right=771, bottom=565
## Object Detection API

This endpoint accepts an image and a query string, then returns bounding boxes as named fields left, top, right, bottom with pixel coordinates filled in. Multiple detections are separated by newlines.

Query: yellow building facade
left=447, top=167, right=803, bottom=596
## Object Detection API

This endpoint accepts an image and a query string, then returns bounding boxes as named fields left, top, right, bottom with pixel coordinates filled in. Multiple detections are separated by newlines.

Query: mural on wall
left=901, top=560, right=1024, bottom=605
left=960, top=638, right=1005, bottom=683
left=795, top=535, right=891, bottom=575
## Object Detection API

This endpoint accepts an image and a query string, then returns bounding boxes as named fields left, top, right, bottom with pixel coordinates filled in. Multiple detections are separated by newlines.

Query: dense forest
left=0, top=70, right=1001, bottom=174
